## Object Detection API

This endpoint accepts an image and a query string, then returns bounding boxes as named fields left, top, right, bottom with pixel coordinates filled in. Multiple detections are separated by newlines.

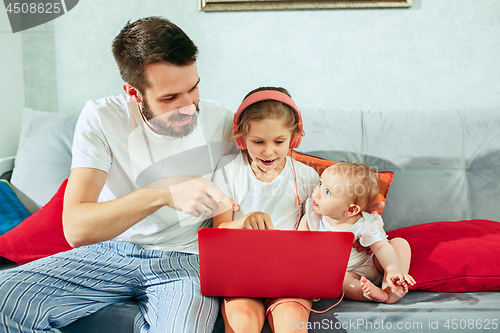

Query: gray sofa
left=1, top=105, right=499, bottom=333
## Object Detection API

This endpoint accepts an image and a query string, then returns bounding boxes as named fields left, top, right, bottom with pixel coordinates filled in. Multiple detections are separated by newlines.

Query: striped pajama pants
left=0, top=240, right=219, bottom=333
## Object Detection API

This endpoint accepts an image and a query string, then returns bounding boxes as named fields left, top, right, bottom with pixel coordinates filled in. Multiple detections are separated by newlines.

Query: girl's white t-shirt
left=213, top=152, right=319, bottom=230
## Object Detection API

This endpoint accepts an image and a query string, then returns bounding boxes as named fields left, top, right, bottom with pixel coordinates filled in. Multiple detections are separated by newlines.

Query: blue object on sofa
left=0, top=180, right=31, bottom=236
left=1, top=106, right=500, bottom=332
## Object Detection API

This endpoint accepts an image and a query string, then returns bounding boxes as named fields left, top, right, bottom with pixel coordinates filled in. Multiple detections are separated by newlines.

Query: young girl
left=299, top=162, right=416, bottom=304
left=212, top=87, right=319, bottom=333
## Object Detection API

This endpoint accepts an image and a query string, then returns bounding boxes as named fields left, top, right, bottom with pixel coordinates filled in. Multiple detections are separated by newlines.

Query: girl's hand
left=243, top=212, right=275, bottom=230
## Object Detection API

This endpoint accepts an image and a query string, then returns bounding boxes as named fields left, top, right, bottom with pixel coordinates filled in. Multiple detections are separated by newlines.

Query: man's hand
left=243, top=212, right=275, bottom=230
left=153, top=175, right=239, bottom=217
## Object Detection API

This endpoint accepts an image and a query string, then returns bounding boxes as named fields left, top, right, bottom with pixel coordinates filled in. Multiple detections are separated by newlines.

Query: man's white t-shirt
left=71, top=94, right=234, bottom=253
left=213, top=153, right=319, bottom=230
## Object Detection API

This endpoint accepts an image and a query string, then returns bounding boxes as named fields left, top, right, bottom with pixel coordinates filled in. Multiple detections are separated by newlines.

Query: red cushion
left=0, top=180, right=72, bottom=264
left=289, top=150, right=394, bottom=214
left=387, top=219, right=500, bottom=292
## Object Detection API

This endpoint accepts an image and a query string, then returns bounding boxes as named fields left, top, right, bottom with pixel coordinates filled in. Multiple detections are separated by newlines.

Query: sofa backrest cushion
left=298, top=107, right=500, bottom=230
left=10, top=108, right=78, bottom=210
left=10, top=107, right=500, bottom=231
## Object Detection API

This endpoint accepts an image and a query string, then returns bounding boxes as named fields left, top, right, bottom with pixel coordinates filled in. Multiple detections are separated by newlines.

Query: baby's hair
left=325, top=162, right=380, bottom=212
left=233, top=87, right=300, bottom=142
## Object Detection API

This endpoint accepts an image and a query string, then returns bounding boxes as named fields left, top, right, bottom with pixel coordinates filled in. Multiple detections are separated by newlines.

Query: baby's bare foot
left=360, top=276, right=388, bottom=303
left=385, top=281, right=409, bottom=304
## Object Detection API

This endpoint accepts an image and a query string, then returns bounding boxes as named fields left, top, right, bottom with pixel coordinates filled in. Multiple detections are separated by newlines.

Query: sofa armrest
left=0, top=156, right=15, bottom=177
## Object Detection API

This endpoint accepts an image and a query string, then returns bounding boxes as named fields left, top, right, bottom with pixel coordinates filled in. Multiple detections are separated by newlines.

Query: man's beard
left=140, top=97, right=199, bottom=138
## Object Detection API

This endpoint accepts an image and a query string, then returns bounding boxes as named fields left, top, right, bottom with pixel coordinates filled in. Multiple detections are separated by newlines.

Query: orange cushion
left=288, top=150, right=394, bottom=215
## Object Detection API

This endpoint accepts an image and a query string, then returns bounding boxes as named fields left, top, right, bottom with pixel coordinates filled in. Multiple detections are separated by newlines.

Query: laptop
left=198, top=228, right=354, bottom=299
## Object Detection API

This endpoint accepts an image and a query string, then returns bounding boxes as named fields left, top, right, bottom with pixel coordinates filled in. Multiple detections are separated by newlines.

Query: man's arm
left=63, top=167, right=239, bottom=248
left=63, top=168, right=169, bottom=248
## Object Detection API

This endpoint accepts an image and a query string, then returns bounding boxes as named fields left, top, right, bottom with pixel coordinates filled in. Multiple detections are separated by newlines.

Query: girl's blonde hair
left=325, top=162, right=380, bottom=211
left=233, top=87, right=300, bottom=144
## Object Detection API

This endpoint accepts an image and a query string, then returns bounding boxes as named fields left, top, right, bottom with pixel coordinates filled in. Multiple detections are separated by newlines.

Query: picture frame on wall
left=200, top=0, right=412, bottom=11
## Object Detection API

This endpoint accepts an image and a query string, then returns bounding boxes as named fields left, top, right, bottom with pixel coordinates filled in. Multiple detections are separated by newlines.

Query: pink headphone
left=232, top=90, right=305, bottom=150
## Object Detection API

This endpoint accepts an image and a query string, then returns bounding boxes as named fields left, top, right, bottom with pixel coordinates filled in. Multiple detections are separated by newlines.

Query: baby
left=299, top=162, right=415, bottom=304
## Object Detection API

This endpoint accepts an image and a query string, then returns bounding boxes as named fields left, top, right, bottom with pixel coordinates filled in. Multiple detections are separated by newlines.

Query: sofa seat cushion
left=317, top=290, right=500, bottom=332
left=59, top=302, right=139, bottom=333
left=58, top=290, right=500, bottom=333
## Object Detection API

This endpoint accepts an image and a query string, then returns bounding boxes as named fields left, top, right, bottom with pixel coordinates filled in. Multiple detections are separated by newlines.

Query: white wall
left=46, top=0, right=500, bottom=114
left=3, top=0, right=500, bottom=151
left=0, top=9, right=24, bottom=158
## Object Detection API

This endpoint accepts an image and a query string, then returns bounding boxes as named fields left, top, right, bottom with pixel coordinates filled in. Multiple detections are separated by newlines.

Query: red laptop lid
left=198, top=228, right=354, bottom=299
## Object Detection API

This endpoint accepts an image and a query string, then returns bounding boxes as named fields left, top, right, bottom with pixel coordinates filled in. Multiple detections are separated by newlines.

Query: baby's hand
left=244, top=212, right=274, bottom=230
left=386, top=270, right=416, bottom=289
left=353, top=241, right=372, bottom=254
left=367, top=201, right=385, bottom=214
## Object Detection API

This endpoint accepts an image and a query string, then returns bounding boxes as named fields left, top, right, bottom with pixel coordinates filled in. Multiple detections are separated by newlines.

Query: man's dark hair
left=112, top=17, right=198, bottom=94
